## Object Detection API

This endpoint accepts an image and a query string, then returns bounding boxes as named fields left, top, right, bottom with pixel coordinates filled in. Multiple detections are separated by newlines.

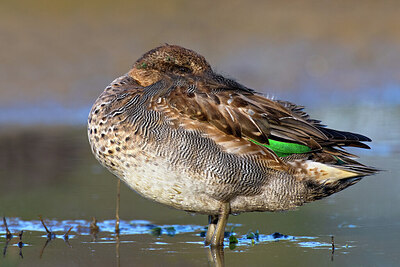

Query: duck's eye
left=173, top=66, right=192, bottom=74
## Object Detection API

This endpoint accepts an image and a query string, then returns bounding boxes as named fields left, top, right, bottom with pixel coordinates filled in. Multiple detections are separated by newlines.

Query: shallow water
left=0, top=218, right=344, bottom=266
left=1, top=106, right=399, bottom=266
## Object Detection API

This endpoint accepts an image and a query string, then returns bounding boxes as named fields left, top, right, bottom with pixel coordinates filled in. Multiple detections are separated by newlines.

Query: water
left=1, top=107, right=399, bottom=266
left=1, top=0, right=400, bottom=266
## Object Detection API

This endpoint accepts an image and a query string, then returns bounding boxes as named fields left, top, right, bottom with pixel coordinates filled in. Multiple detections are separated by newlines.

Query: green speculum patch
left=249, top=138, right=311, bottom=157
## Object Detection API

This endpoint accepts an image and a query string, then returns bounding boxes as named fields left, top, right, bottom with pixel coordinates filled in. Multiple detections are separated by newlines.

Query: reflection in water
left=39, top=237, right=52, bottom=259
left=1, top=217, right=342, bottom=247
left=1, top=217, right=345, bottom=266
left=115, top=232, right=120, bottom=267
left=38, top=216, right=61, bottom=259
left=0, top=112, right=398, bottom=266
left=0, top=127, right=87, bottom=192
left=90, top=217, right=100, bottom=242
left=2, top=217, right=21, bottom=259
left=208, top=246, right=225, bottom=267
left=17, top=231, right=24, bottom=259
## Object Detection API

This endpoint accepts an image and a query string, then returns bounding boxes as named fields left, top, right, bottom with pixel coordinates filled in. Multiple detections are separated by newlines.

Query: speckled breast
left=87, top=77, right=228, bottom=213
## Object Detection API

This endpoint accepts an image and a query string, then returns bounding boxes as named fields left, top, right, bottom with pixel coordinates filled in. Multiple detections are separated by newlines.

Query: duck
left=88, top=44, right=377, bottom=247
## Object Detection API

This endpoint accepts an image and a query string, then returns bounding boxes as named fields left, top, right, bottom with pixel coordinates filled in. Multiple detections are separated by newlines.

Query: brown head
left=128, top=44, right=213, bottom=86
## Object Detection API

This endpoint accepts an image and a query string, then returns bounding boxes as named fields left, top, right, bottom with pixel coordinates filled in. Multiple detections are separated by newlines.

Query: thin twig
left=18, top=231, right=24, bottom=258
left=39, top=215, right=51, bottom=234
left=3, top=217, right=13, bottom=240
left=115, top=179, right=121, bottom=234
left=39, top=215, right=55, bottom=240
left=64, top=226, right=73, bottom=240
left=90, top=217, right=99, bottom=241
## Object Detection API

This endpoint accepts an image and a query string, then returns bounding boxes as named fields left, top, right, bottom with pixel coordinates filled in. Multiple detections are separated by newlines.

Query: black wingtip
left=318, top=127, right=373, bottom=149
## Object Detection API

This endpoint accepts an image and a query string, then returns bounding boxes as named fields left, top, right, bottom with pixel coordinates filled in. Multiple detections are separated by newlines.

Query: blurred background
left=0, top=0, right=399, bottom=266
left=1, top=0, right=399, bottom=123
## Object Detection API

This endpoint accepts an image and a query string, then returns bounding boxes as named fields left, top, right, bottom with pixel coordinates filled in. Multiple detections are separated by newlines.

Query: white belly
left=119, top=150, right=221, bottom=214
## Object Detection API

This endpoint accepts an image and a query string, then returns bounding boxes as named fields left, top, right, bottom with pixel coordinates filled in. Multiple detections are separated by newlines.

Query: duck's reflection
left=115, top=233, right=120, bottom=267
left=207, top=246, right=225, bottom=267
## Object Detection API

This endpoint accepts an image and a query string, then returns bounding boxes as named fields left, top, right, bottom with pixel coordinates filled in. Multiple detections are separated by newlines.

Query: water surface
left=1, top=106, right=399, bottom=266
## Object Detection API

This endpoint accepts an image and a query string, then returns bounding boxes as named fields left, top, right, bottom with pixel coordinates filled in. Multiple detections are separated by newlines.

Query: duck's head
left=128, top=44, right=212, bottom=86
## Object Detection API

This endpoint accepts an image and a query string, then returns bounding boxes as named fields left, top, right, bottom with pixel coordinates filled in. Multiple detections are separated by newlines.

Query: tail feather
left=302, top=161, right=368, bottom=184
left=334, top=156, right=378, bottom=175
left=287, top=152, right=378, bottom=184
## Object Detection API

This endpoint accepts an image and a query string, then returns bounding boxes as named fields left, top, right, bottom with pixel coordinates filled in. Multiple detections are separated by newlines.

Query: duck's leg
left=205, top=215, right=218, bottom=246
left=211, top=202, right=230, bottom=247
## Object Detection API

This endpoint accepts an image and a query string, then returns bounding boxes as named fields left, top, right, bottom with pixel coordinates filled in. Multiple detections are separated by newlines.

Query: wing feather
left=147, top=76, right=369, bottom=161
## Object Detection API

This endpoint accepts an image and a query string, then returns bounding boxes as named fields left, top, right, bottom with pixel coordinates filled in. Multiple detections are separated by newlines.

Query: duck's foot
left=205, top=202, right=230, bottom=247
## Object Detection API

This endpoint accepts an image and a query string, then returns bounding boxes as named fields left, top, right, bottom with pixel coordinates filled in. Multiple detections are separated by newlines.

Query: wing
left=148, top=76, right=369, bottom=160
left=276, top=100, right=371, bottom=149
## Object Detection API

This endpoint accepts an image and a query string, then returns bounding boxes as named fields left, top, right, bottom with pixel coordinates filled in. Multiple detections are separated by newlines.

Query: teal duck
left=88, top=44, right=377, bottom=247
